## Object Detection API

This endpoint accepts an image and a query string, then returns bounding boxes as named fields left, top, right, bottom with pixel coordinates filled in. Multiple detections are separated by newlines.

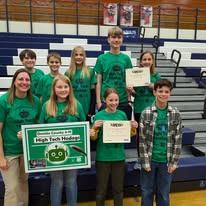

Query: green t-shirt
left=133, top=72, right=161, bottom=113
left=65, top=68, right=97, bottom=115
left=36, top=74, right=55, bottom=104
left=30, top=68, right=45, bottom=96
left=152, top=106, right=168, bottom=163
left=93, top=109, right=127, bottom=161
left=94, top=52, right=132, bottom=103
left=39, top=101, right=86, bottom=124
left=0, top=93, right=41, bottom=156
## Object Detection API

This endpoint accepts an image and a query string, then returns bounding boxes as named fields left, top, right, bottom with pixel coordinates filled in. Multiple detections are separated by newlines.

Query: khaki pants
left=0, top=155, right=29, bottom=206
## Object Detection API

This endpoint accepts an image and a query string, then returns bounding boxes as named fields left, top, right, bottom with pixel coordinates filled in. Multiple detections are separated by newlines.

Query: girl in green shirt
left=65, top=46, right=97, bottom=122
left=133, top=51, right=161, bottom=169
left=39, top=74, right=85, bottom=206
left=90, top=88, right=137, bottom=206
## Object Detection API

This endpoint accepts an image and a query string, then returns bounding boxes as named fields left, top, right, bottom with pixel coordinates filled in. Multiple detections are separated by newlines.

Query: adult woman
left=0, top=68, right=41, bottom=206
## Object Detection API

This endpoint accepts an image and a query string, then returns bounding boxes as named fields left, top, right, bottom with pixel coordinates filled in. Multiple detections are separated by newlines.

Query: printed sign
left=22, top=122, right=90, bottom=173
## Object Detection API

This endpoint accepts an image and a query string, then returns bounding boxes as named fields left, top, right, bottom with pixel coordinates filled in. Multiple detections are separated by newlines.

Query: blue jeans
left=140, top=161, right=172, bottom=206
left=50, top=169, right=78, bottom=206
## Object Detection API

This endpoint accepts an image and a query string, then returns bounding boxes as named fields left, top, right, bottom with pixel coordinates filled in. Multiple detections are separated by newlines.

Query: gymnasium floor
left=75, top=190, right=206, bottom=206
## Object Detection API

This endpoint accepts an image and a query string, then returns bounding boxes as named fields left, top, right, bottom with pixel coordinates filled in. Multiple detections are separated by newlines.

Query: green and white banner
left=22, top=122, right=90, bottom=173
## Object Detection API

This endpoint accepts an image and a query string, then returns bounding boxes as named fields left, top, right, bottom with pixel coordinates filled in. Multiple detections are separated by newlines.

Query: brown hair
left=46, top=74, right=77, bottom=116
left=154, top=79, right=173, bottom=91
left=19, top=49, right=36, bottom=61
left=8, top=68, right=34, bottom=105
left=47, top=52, right=62, bottom=64
left=103, top=88, right=119, bottom=100
left=139, top=50, right=157, bottom=75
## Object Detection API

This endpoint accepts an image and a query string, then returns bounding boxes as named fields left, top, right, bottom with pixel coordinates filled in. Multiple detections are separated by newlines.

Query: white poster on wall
left=103, top=3, right=118, bottom=26
left=140, top=6, right=153, bottom=27
left=120, top=4, right=133, bottom=27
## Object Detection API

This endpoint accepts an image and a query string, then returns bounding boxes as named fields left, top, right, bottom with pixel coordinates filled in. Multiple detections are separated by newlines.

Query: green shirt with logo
left=93, top=109, right=127, bottom=161
left=152, top=106, right=168, bottom=162
left=39, top=101, right=86, bottom=124
left=30, top=68, right=45, bottom=96
left=65, top=67, right=97, bottom=115
left=36, top=74, right=55, bottom=104
left=133, top=72, right=161, bottom=113
left=0, top=93, right=41, bottom=156
left=94, top=52, right=132, bottom=103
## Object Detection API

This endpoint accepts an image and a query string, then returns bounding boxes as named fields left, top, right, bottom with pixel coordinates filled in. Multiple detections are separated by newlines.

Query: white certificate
left=126, top=67, right=150, bottom=87
left=103, top=121, right=131, bottom=143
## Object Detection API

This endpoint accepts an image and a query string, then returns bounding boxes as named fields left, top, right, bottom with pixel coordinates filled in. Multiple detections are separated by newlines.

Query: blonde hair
left=46, top=75, right=77, bottom=117
left=139, top=51, right=157, bottom=75
left=8, top=68, right=34, bottom=105
left=67, top=46, right=90, bottom=79
left=108, top=26, right=123, bottom=37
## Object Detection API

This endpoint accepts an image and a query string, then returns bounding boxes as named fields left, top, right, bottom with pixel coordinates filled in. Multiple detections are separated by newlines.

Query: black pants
left=134, top=113, right=141, bottom=157
left=96, top=161, right=125, bottom=206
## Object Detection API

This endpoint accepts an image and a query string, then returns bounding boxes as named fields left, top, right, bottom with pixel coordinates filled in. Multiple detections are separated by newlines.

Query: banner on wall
left=140, top=6, right=153, bottom=27
left=120, top=4, right=133, bottom=27
left=103, top=3, right=118, bottom=25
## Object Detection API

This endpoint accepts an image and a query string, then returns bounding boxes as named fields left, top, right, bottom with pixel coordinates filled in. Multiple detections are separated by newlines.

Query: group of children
left=0, top=26, right=182, bottom=206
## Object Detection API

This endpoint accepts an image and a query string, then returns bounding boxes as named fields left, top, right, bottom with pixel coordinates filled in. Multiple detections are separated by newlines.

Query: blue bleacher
left=191, top=53, right=206, bottom=59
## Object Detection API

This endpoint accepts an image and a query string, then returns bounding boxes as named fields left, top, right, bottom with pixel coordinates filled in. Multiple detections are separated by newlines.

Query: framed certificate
left=103, top=121, right=131, bottom=143
left=22, top=122, right=90, bottom=173
left=126, top=67, right=150, bottom=87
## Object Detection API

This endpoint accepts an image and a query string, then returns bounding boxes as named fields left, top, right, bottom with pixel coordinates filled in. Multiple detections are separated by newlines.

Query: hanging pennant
left=140, top=6, right=153, bottom=27
left=120, top=4, right=133, bottom=27
left=103, top=3, right=118, bottom=25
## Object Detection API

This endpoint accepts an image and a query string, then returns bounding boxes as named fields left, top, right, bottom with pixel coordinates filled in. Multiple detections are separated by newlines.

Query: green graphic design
left=22, top=122, right=90, bottom=173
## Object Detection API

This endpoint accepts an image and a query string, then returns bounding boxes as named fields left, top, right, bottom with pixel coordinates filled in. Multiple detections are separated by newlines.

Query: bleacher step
left=182, top=119, right=206, bottom=132
left=170, top=102, right=204, bottom=111
left=172, top=88, right=205, bottom=95
left=169, top=95, right=205, bottom=101
left=192, top=144, right=206, bottom=156
left=180, top=111, right=203, bottom=120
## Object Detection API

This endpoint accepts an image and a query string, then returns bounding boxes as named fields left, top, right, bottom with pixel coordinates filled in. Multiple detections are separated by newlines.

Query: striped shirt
left=139, top=103, right=182, bottom=169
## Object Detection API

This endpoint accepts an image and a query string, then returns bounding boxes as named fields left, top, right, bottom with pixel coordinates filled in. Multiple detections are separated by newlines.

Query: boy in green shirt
left=19, top=49, right=45, bottom=96
left=36, top=52, right=61, bottom=104
left=94, top=26, right=133, bottom=120
left=139, top=79, right=182, bottom=206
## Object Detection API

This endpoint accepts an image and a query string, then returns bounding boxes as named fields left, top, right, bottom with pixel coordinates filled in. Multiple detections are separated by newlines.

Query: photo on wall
left=103, top=3, right=118, bottom=25
left=140, top=6, right=153, bottom=27
left=120, top=4, right=133, bottom=27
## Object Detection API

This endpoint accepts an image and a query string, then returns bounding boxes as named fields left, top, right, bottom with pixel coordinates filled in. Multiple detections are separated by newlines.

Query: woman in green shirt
left=0, top=68, right=41, bottom=206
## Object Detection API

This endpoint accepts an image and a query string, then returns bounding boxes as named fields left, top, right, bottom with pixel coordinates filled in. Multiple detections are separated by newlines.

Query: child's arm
left=96, top=74, right=102, bottom=109
left=130, top=120, right=138, bottom=136
left=139, top=113, right=151, bottom=171
left=168, top=112, right=182, bottom=173
left=90, top=120, right=103, bottom=141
